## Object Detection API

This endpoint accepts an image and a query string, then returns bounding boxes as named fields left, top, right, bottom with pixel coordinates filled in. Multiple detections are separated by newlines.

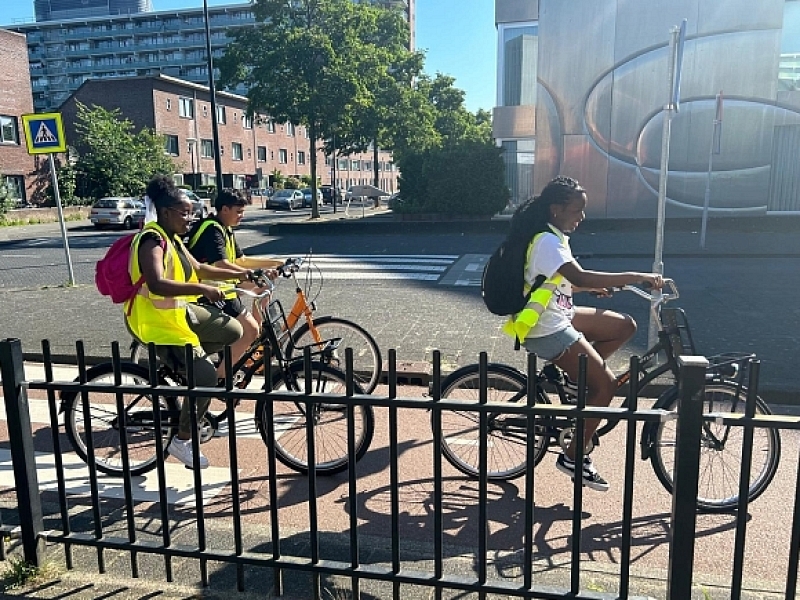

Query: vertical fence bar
left=222, top=347, right=246, bottom=593
left=666, top=355, right=709, bottom=600
left=303, top=348, right=321, bottom=600
left=41, top=340, right=72, bottom=570
left=263, top=354, right=283, bottom=596
left=570, top=354, right=587, bottom=595
left=148, top=343, right=172, bottom=582
left=523, top=352, right=537, bottom=592
left=431, top=350, right=443, bottom=600
left=185, top=344, right=208, bottom=587
left=731, top=359, right=759, bottom=600
left=0, top=338, right=44, bottom=566
left=76, top=341, right=105, bottom=573
left=619, top=356, right=640, bottom=598
left=477, top=353, right=488, bottom=600
left=111, top=343, right=138, bottom=578
left=345, top=348, right=360, bottom=598
left=388, top=350, right=400, bottom=600
left=785, top=444, right=800, bottom=600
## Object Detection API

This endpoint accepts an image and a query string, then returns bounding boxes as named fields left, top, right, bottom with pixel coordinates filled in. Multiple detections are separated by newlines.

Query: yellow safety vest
left=502, top=227, right=566, bottom=343
left=126, top=222, right=201, bottom=347
left=188, top=217, right=238, bottom=300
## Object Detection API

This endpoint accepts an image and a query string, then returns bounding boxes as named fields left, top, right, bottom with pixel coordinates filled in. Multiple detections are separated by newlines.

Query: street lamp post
left=203, top=0, right=224, bottom=194
left=187, top=137, right=197, bottom=188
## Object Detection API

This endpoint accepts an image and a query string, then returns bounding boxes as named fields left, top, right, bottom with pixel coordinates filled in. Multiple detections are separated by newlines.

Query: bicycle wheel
left=256, top=361, right=374, bottom=475
left=435, top=364, right=549, bottom=481
left=62, top=362, right=180, bottom=477
left=288, top=316, right=382, bottom=394
left=650, top=382, right=781, bottom=512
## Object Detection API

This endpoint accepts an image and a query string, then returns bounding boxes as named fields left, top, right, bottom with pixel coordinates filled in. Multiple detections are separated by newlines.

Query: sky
left=0, top=0, right=497, bottom=113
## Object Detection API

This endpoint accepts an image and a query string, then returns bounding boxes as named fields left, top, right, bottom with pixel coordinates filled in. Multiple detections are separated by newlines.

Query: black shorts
left=198, top=296, right=247, bottom=319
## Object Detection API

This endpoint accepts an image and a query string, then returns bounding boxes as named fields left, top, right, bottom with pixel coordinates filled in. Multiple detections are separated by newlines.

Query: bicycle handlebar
left=619, top=278, right=678, bottom=303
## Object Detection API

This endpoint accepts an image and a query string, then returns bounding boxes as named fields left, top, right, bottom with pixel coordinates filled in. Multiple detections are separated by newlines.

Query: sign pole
left=700, top=91, right=723, bottom=249
left=48, top=153, right=75, bottom=286
left=648, top=22, right=685, bottom=351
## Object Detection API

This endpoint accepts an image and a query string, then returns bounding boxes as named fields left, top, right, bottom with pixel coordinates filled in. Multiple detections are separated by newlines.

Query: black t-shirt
left=140, top=230, right=193, bottom=282
left=188, top=217, right=243, bottom=265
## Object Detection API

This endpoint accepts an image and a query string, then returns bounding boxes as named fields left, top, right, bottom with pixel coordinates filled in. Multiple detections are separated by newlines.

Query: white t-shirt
left=524, top=226, right=575, bottom=338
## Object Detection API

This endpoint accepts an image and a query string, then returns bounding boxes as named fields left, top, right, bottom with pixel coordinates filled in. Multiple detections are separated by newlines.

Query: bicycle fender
left=639, top=385, right=679, bottom=461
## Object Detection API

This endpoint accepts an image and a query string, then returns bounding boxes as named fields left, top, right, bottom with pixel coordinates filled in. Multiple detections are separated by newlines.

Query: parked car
left=301, top=187, right=323, bottom=208
left=387, top=192, right=403, bottom=209
left=89, top=197, right=145, bottom=229
left=320, top=185, right=343, bottom=205
left=268, top=189, right=304, bottom=210
left=182, top=190, right=209, bottom=218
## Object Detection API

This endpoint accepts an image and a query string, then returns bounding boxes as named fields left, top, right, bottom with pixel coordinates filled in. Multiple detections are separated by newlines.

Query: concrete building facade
left=34, top=0, right=153, bottom=23
left=0, top=30, right=42, bottom=204
left=59, top=74, right=399, bottom=193
left=494, top=0, right=800, bottom=218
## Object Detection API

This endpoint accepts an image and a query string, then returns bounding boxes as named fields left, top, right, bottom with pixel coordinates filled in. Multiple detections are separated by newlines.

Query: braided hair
left=508, top=176, right=585, bottom=245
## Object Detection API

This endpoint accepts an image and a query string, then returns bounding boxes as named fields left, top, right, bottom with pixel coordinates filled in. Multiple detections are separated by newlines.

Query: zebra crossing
left=298, top=254, right=488, bottom=286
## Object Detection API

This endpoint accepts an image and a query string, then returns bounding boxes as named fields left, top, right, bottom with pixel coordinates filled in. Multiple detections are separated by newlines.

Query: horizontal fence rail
left=0, top=337, right=799, bottom=599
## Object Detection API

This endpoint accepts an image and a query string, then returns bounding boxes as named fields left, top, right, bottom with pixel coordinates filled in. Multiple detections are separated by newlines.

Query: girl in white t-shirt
left=510, top=177, right=663, bottom=492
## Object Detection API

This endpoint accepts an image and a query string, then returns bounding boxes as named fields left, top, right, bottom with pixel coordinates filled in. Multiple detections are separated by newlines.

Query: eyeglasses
left=168, top=207, right=194, bottom=220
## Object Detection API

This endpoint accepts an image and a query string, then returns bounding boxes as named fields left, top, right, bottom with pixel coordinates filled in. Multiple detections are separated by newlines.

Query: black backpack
left=481, top=235, right=545, bottom=316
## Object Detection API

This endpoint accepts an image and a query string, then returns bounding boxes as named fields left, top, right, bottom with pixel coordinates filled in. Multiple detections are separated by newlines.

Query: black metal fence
left=0, top=336, right=799, bottom=599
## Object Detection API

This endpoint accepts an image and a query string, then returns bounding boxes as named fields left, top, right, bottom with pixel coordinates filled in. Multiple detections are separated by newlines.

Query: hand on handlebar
left=200, top=284, right=226, bottom=303
left=639, top=273, right=664, bottom=290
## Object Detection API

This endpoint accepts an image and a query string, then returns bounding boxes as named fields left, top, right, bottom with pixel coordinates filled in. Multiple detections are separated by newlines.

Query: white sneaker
left=167, top=437, right=209, bottom=469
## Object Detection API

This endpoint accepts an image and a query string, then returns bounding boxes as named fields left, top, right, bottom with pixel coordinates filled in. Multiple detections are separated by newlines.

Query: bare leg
left=552, top=336, right=617, bottom=460
left=571, top=306, right=636, bottom=360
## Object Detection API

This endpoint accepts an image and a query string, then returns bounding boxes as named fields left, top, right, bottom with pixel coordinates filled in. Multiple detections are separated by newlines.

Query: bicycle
left=434, top=280, right=781, bottom=512
left=61, top=282, right=374, bottom=478
left=130, top=256, right=383, bottom=393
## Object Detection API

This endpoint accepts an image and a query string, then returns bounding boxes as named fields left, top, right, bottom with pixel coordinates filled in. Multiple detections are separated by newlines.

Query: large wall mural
left=533, top=0, right=800, bottom=218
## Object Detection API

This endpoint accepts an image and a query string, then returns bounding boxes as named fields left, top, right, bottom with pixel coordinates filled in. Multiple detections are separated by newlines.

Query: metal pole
left=204, top=0, right=224, bottom=193
left=700, top=119, right=716, bottom=249
left=49, top=153, right=75, bottom=286
left=332, top=133, right=337, bottom=215
left=666, top=355, right=709, bottom=599
left=648, top=25, right=680, bottom=350
left=0, top=339, right=45, bottom=566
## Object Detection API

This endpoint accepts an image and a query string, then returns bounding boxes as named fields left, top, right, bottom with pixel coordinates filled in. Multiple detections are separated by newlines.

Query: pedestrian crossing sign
left=21, top=112, right=66, bottom=155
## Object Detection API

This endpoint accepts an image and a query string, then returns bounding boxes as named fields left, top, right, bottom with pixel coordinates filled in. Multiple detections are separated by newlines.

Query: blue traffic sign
left=21, top=112, right=66, bottom=155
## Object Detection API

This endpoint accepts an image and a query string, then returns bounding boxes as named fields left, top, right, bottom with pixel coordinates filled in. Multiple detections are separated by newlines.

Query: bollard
left=0, top=339, right=45, bottom=565
left=666, top=355, right=709, bottom=600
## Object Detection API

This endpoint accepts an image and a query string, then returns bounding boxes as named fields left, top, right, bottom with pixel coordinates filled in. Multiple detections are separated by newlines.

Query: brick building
left=0, top=29, right=42, bottom=204
left=60, top=74, right=399, bottom=193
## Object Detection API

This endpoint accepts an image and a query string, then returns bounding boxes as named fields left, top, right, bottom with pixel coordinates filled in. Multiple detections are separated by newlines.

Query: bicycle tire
left=254, top=360, right=374, bottom=475
left=288, top=317, right=382, bottom=394
left=62, top=362, right=180, bottom=477
left=435, top=364, right=549, bottom=481
left=649, top=382, right=781, bottom=512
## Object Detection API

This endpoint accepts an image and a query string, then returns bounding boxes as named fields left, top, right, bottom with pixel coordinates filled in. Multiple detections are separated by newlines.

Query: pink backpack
left=95, top=232, right=164, bottom=313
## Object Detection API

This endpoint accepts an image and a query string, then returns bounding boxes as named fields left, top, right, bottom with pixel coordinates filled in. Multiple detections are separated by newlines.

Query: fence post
left=666, top=355, right=708, bottom=600
left=0, top=338, right=45, bottom=566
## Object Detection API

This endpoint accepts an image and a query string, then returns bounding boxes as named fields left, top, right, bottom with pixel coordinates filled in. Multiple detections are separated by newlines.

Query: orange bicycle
left=130, top=256, right=383, bottom=393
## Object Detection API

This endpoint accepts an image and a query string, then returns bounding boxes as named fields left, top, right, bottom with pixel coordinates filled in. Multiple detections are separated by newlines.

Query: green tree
left=71, top=102, right=178, bottom=199
left=219, top=0, right=411, bottom=218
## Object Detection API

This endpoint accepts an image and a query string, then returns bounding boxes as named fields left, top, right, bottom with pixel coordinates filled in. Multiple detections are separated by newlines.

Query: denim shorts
left=522, top=326, right=584, bottom=362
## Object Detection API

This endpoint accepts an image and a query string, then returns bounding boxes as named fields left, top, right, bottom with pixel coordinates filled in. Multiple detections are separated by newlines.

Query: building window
left=297, top=151, right=306, bottom=165
left=266, top=119, right=275, bottom=133
left=166, top=98, right=172, bottom=111
left=216, top=105, right=227, bottom=124
left=202, top=105, right=208, bottom=117
left=165, top=134, right=179, bottom=156
left=200, top=138, right=214, bottom=158
left=2, top=175, right=23, bottom=200
left=232, top=142, right=243, bottom=161
left=0, top=116, right=19, bottom=145
left=257, top=146, right=266, bottom=162
left=279, top=149, right=288, bottom=164
left=242, top=114, right=253, bottom=129
left=351, top=160, right=360, bottom=171
left=178, top=97, right=194, bottom=119
left=499, top=22, right=538, bottom=107
left=286, top=123, right=295, bottom=136
left=338, top=158, right=348, bottom=170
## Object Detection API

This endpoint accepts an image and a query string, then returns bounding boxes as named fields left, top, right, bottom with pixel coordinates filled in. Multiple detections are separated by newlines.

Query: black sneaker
left=555, top=453, right=609, bottom=492
left=562, top=374, right=580, bottom=397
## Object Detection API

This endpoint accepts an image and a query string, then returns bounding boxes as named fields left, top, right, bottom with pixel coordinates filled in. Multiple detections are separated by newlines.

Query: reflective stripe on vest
left=188, top=218, right=238, bottom=300
left=502, top=228, right=567, bottom=343
left=126, top=222, right=201, bottom=347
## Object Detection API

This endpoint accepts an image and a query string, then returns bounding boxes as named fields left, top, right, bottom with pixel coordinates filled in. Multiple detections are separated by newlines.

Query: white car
left=182, top=190, right=209, bottom=218
left=89, top=197, right=145, bottom=229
